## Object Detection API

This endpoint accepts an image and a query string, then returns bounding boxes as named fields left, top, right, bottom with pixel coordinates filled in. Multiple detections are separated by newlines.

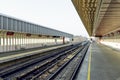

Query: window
left=29, top=24, right=31, bottom=33
left=13, top=19, right=16, bottom=31
left=10, top=19, right=14, bottom=30
left=26, top=23, right=28, bottom=32
left=21, top=21, right=24, bottom=32
left=8, top=18, right=11, bottom=30
left=15, top=20, right=18, bottom=31
left=18, top=21, right=22, bottom=32
left=3, top=16, right=7, bottom=30
left=25, top=22, right=27, bottom=33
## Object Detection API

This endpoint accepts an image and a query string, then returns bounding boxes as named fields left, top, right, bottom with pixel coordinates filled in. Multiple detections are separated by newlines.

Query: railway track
left=47, top=43, right=89, bottom=80
left=0, top=44, right=71, bottom=70
left=17, top=44, right=82, bottom=80
left=0, top=41, right=89, bottom=80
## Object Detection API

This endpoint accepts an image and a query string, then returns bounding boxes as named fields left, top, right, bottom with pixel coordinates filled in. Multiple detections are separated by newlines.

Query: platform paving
left=0, top=43, right=71, bottom=63
left=76, top=42, right=120, bottom=80
left=0, top=44, right=64, bottom=57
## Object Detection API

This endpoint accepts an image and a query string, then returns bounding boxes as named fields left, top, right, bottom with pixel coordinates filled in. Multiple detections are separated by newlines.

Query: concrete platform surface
left=76, top=42, right=120, bottom=80
left=0, top=43, right=71, bottom=63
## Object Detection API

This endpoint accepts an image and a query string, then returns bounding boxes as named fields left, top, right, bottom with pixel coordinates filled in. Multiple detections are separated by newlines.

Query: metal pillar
left=63, top=37, right=65, bottom=44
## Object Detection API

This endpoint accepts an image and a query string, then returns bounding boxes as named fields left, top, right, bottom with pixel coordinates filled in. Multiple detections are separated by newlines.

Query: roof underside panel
left=72, top=0, right=120, bottom=37
left=72, top=0, right=98, bottom=36
left=96, top=0, right=120, bottom=36
left=0, top=14, right=73, bottom=38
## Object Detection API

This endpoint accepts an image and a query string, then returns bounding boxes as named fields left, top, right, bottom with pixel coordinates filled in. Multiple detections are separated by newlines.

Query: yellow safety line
left=87, top=45, right=92, bottom=80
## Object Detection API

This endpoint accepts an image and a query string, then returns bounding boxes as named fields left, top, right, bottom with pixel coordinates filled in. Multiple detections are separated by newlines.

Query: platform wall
left=100, top=31, right=120, bottom=50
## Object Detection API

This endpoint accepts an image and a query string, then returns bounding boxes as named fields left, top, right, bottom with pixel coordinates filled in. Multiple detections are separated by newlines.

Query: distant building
left=72, top=36, right=87, bottom=43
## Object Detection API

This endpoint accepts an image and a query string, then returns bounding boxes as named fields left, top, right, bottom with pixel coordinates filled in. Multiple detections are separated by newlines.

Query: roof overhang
left=72, top=0, right=120, bottom=37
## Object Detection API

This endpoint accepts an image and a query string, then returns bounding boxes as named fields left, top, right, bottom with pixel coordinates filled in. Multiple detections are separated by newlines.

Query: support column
left=3, top=31, right=6, bottom=52
left=6, top=35, right=9, bottom=52
left=63, top=37, right=65, bottom=44
left=15, top=33, right=17, bottom=51
left=0, top=31, right=2, bottom=52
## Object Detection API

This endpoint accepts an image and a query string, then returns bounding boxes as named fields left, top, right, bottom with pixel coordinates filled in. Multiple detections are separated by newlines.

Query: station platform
left=0, top=43, right=72, bottom=63
left=76, top=42, right=120, bottom=80
left=0, top=44, right=64, bottom=57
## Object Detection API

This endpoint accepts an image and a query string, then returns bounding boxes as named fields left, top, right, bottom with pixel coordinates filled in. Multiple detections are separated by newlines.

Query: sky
left=0, top=0, right=89, bottom=37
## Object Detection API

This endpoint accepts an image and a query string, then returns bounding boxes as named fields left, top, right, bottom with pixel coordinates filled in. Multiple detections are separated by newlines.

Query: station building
left=0, top=14, right=73, bottom=52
